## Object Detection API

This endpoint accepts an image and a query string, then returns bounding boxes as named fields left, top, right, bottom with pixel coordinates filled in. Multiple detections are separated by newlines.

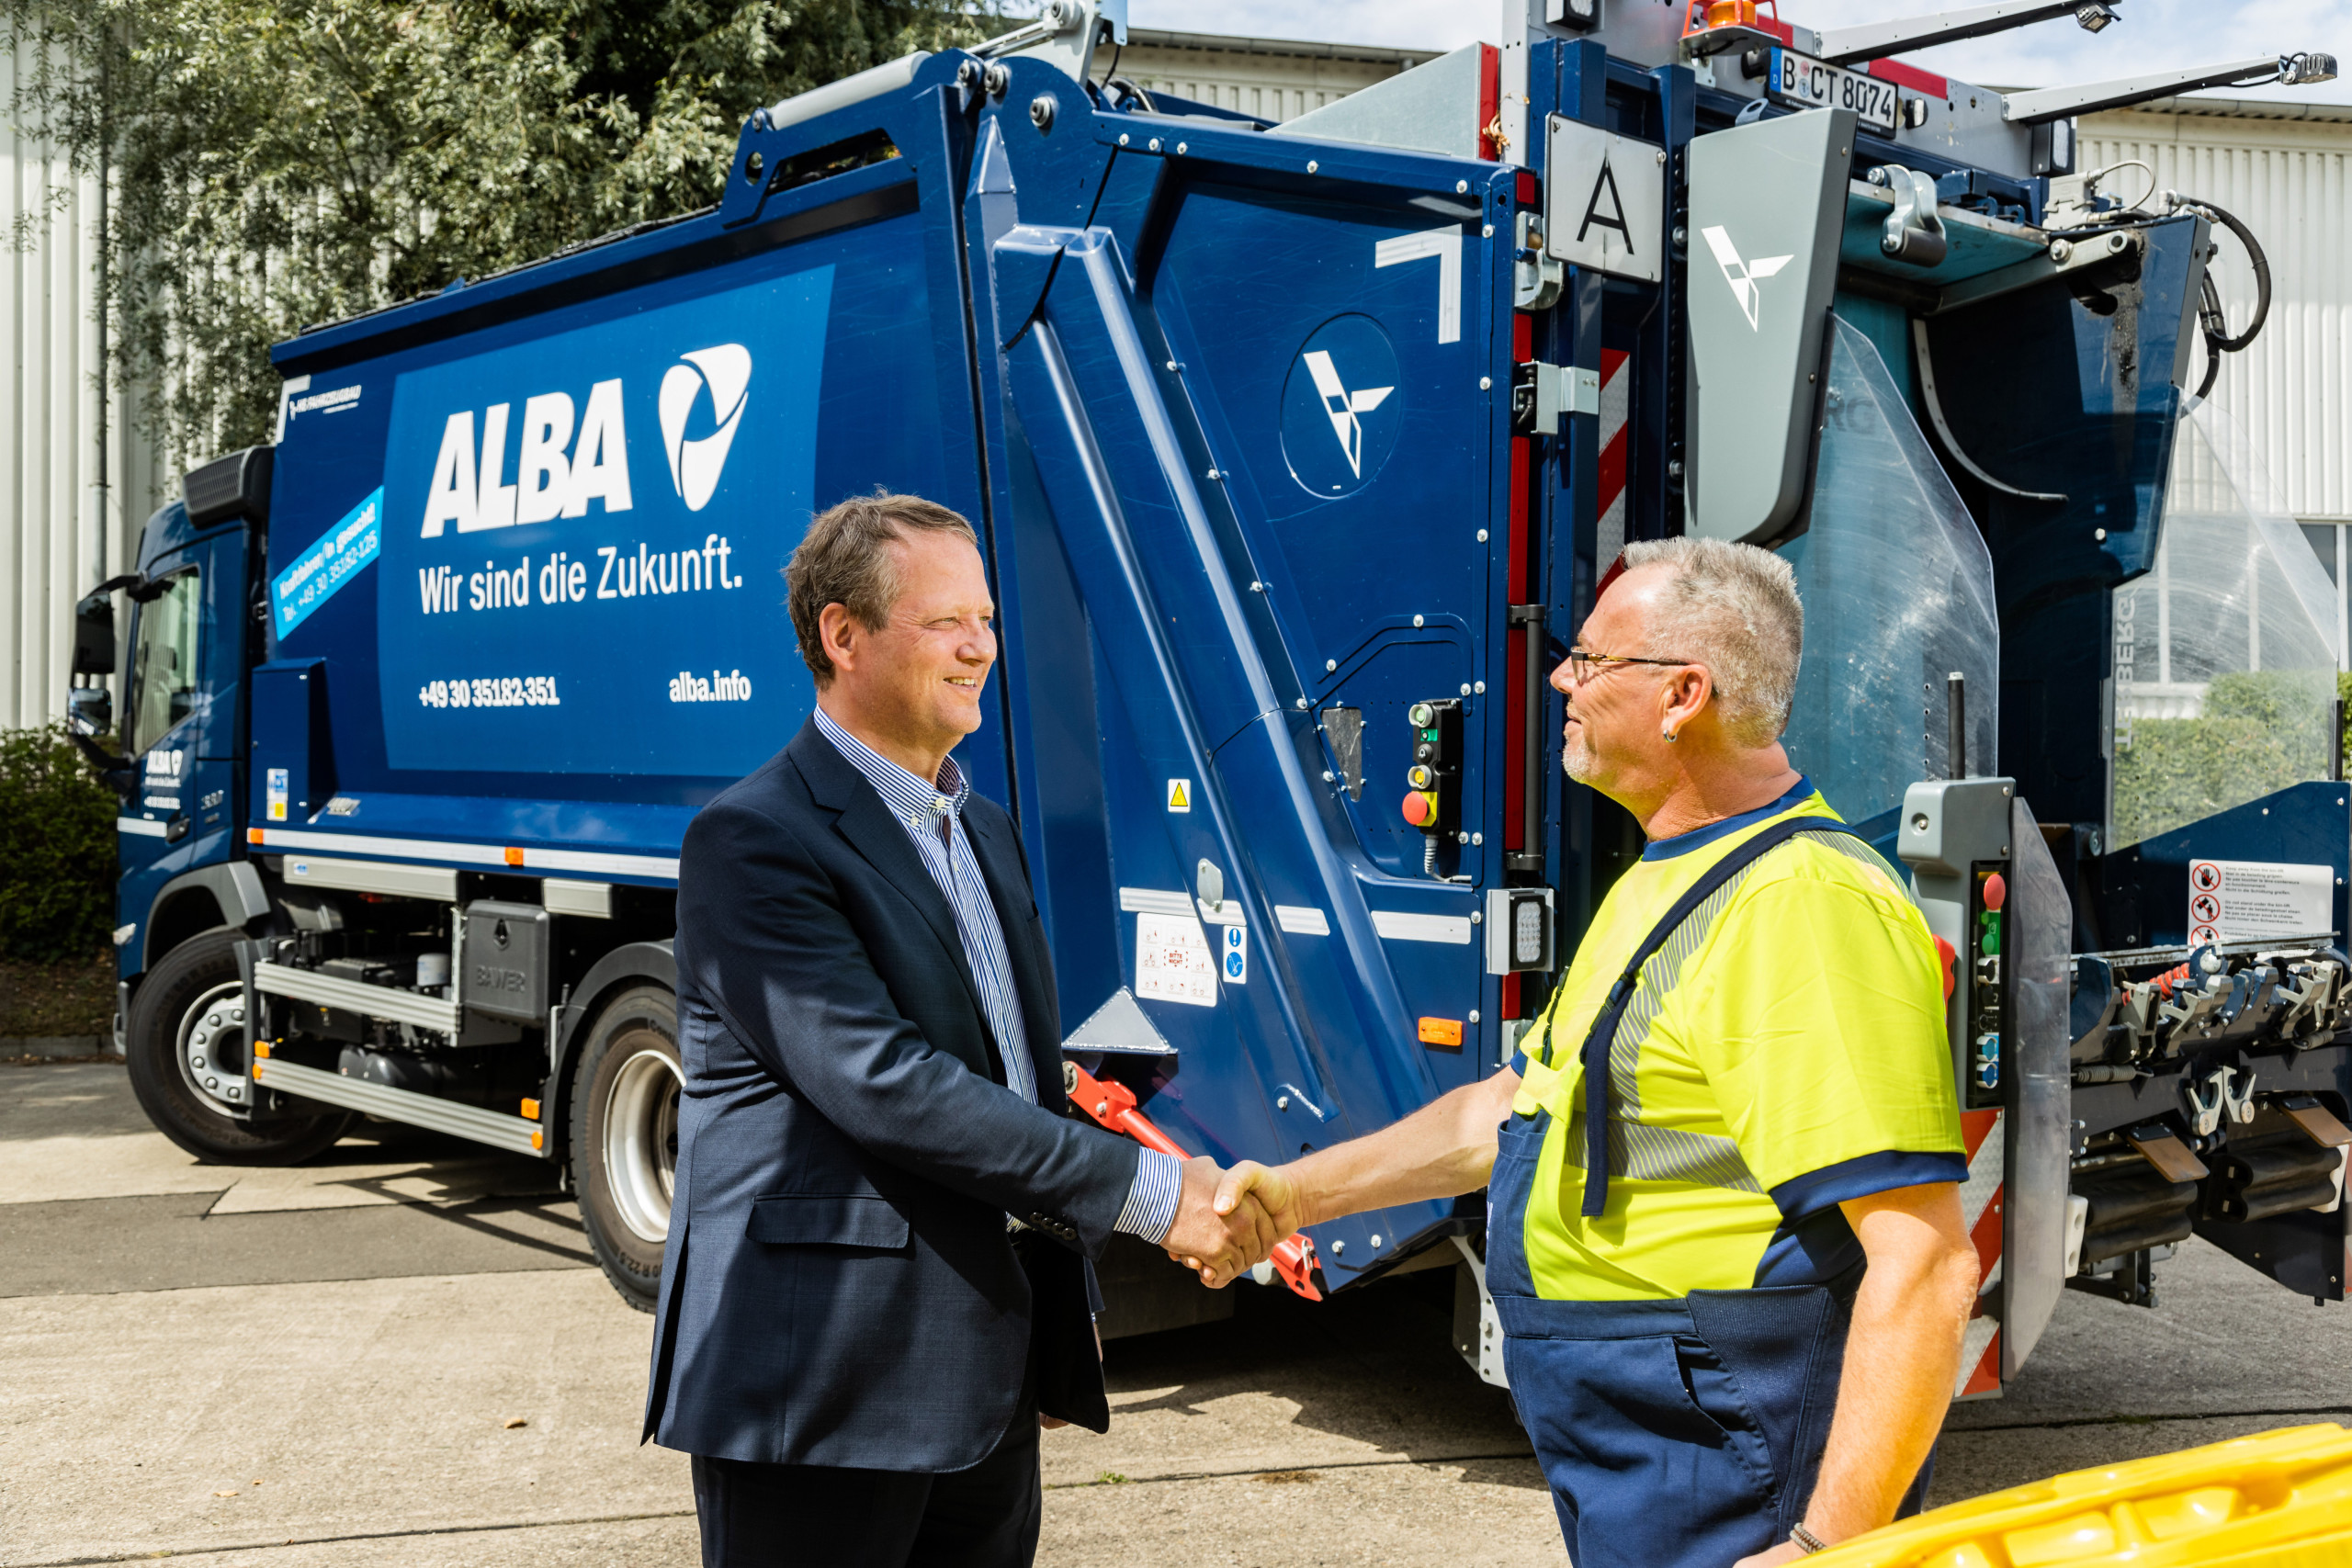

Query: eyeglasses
left=1565, top=648, right=1702, bottom=688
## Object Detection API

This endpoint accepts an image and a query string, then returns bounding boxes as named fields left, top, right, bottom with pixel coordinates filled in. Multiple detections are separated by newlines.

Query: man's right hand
left=1215, top=1160, right=1305, bottom=1239
left=1162, top=1156, right=1283, bottom=1287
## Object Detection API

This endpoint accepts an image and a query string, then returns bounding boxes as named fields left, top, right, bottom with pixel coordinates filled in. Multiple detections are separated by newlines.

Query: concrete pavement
left=4, top=1057, right=2348, bottom=1565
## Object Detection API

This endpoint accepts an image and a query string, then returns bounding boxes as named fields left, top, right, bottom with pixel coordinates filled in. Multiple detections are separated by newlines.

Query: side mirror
left=66, top=684, right=112, bottom=738
left=72, top=573, right=138, bottom=675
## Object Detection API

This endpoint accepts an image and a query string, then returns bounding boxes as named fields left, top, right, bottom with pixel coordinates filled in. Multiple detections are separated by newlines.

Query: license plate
left=1767, top=48, right=1900, bottom=136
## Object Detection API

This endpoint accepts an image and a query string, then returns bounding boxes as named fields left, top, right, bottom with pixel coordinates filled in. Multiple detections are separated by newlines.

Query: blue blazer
left=642, top=719, right=1142, bottom=1469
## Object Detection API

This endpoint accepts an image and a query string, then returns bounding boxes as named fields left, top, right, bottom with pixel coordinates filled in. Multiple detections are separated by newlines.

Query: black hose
left=2179, top=194, right=2272, bottom=399
left=1103, top=75, right=1156, bottom=114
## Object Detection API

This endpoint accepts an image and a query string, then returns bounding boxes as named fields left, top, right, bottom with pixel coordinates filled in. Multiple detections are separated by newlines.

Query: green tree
left=0, top=725, right=119, bottom=960
left=4, top=0, right=997, bottom=467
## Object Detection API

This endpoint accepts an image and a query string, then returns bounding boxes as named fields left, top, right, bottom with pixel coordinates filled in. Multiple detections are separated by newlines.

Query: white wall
left=0, top=40, right=164, bottom=733
left=2082, top=101, right=2352, bottom=523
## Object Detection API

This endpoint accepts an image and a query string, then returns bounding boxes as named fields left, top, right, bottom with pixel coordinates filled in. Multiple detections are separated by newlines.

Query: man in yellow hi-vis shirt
left=1216, top=536, right=1983, bottom=1568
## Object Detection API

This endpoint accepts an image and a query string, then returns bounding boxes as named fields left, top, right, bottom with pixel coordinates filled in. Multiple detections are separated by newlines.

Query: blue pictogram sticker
left=273, top=487, right=383, bottom=637
left=1222, top=923, right=1248, bottom=986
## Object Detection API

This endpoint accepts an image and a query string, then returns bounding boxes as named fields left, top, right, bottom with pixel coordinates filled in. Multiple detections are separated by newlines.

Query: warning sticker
left=2185, top=858, right=2334, bottom=944
left=1221, top=924, right=1248, bottom=986
left=266, top=767, right=290, bottom=823
left=1136, top=912, right=1217, bottom=1007
left=1166, top=778, right=1192, bottom=814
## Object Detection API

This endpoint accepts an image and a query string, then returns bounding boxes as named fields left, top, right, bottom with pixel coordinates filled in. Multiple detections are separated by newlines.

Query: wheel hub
left=604, top=1045, right=682, bottom=1243
left=176, top=982, right=249, bottom=1117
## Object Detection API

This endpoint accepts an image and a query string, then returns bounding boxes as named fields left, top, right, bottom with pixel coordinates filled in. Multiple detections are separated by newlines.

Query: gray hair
left=1617, top=536, right=1803, bottom=747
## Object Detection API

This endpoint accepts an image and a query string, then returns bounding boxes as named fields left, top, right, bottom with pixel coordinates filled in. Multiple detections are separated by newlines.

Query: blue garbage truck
left=67, top=0, right=2352, bottom=1393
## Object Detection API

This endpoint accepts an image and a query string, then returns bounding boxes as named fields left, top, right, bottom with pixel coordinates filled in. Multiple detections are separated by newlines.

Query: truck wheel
left=124, top=927, right=354, bottom=1165
left=571, top=986, right=682, bottom=1314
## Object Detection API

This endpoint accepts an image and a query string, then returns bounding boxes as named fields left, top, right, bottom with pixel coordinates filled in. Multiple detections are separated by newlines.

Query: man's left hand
left=1731, top=1541, right=1809, bottom=1568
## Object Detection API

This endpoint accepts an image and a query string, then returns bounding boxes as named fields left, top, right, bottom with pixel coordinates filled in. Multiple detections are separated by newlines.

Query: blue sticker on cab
left=272, top=486, right=383, bottom=637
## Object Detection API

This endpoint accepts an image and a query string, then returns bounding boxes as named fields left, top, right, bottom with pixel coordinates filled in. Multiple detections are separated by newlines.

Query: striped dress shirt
left=813, top=707, right=1182, bottom=1245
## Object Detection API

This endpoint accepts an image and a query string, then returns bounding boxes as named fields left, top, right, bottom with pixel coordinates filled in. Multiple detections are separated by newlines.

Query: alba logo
left=1700, top=226, right=1793, bottom=332
left=1302, top=351, right=1393, bottom=479
left=659, top=346, right=752, bottom=513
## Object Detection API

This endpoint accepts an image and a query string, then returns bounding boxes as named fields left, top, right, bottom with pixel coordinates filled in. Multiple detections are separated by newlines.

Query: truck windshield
left=2108, top=401, right=2339, bottom=850
left=1777, top=314, right=2001, bottom=835
left=128, top=568, right=201, bottom=756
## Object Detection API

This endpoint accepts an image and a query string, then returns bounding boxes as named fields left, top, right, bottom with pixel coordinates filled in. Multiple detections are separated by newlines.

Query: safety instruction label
left=1221, top=924, right=1248, bottom=986
left=266, top=767, right=289, bottom=822
left=1136, top=912, right=1217, bottom=1008
left=2186, top=858, right=2334, bottom=944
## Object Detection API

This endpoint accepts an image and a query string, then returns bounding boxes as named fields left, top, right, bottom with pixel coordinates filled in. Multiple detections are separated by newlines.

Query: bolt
left=1295, top=696, right=1310, bottom=710
left=1413, top=614, right=1425, bottom=627
left=1482, top=223, right=1495, bottom=238
left=1249, top=581, right=1264, bottom=592
left=1456, top=179, right=1470, bottom=194
left=1333, top=1239, right=1346, bottom=1255
left=1458, top=831, right=1470, bottom=844
left=1148, top=136, right=1162, bottom=152
left=1322, top=771, right=1335, bottom=783
left=1176, top=141, right=1188, bottom=155
left=1371, top=1234, right=1385, bottom=1247
left=1459, top=682, right=1472, bottom=696
left=1307, top=160, right=1318, bottom=174
left=1472, top=832, right=1484, bottom=845
left=1327, top=659, right=1338, bottom=671
left=1119, top=132, right=1130, bottom=146
left=1476, top=529, right=1489, bottom=542
left=1277, top=1094, right=1291, bottom=1111
left=2050, top=238, right=2074, bottom=264
left=2095, top=527, right=2108, bottom=541
left=1474, top=681, right=1486, bottom=694
left=983, top=62, right=1010, bottom=96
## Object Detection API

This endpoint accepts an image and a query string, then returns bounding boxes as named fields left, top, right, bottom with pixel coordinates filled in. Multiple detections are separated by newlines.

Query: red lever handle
left=1066, top=1063, right=1323, bottom=1302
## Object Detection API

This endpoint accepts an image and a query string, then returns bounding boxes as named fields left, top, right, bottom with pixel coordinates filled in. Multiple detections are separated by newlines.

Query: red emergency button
left=1401, top=789, right=1439, bottom=829
left=1983, top=872, right=2007, bottom=911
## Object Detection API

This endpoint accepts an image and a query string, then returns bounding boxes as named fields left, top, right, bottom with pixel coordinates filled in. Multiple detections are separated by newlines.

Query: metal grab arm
left=2005, top=53, right=2336, bottom=123
left=1815, top=2, right=2112, bottom=66
left=1066, top=1063, right=1325, bottom=1301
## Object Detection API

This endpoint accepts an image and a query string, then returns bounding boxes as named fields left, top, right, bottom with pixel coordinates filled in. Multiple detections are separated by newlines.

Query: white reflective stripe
left=1958, top=1111, right=2006, bottom=1236
left=1275, top=905, right=1330, bottom=936
left=1954, top=1315, right=2000, bottom=1399
left=117, top=818, right=168, bottom=838
left=252, top=827, right=679, bottom=882
left=1371, top=910, right=1474, bottom=945
left=1117, top=886, right=1193, bottom=916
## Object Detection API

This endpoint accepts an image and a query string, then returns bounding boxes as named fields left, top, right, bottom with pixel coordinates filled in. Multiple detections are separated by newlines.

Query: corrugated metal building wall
left=2084, top=99, right=2352, bottom=669
left=0, top=41, right=164, bottom=733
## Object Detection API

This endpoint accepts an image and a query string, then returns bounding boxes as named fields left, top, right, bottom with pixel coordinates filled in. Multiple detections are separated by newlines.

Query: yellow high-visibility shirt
left=1510, top=781, right=1965, bottom=1301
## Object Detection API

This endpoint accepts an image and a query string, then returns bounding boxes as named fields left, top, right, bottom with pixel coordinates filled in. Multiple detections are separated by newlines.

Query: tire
left=571, top=985, right=683, bottom=1314
left=124, top=926, right=355, bottom=1165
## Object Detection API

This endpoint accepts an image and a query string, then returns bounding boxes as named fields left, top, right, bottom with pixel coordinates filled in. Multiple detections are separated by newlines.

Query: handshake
left=1160, top=1156, right=1306, bottom=1288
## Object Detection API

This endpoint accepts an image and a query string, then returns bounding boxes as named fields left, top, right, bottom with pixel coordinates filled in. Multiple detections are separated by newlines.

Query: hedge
left=0, top=725, right=118, bottom=961
left=2110, top=670, right=2343, bottom=849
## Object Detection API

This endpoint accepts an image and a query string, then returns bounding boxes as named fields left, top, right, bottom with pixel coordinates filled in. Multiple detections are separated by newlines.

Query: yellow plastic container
left=1812, top=1425, right=2352, bottom=1567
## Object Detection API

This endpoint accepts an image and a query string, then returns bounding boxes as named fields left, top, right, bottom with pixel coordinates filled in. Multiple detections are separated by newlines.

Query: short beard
left=1562, top=728, right=1601, bottom=784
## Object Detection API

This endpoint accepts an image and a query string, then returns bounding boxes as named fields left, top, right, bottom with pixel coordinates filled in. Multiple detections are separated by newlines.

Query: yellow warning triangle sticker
left=1166, top=779, right=1190, bottom=812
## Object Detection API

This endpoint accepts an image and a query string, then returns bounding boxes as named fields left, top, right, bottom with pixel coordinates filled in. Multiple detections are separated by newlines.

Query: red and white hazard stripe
left=1953, top=1108, right=2006, bottom=1399
left=1596, top=348, right=1630, bottom=562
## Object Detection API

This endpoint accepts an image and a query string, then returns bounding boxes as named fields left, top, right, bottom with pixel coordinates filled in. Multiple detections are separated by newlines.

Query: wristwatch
left=1790, top=1522, right=1829, bottom=1554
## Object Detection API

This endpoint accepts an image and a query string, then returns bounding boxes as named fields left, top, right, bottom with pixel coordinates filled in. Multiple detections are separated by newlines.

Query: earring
left=1662, top=728, right=1678, bottom=743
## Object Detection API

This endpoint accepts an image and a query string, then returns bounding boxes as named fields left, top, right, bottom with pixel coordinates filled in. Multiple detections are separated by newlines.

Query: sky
left=1126, top=0, right=2352, bottom=104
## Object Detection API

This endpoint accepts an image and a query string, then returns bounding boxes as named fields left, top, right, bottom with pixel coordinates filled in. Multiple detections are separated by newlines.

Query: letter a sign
left=1544, top=117, right=1666, bottom=284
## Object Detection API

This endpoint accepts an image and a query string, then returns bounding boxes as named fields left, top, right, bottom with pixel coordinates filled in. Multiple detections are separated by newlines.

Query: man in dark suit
left=645, top=492, right=1278, bottom=1567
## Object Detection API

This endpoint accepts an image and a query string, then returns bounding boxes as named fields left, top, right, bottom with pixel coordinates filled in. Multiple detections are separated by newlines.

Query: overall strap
left=1577, top=814, right=1870, bottom=1218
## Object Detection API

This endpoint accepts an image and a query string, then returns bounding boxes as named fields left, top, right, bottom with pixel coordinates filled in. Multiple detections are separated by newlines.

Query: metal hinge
left=1510, top=363, right=1600, bottom=436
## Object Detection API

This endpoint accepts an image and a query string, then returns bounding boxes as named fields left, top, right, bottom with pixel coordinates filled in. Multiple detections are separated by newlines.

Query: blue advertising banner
left=273, top=487, right=383, bottom=637
left=377, top=265, right=834, bottom=776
